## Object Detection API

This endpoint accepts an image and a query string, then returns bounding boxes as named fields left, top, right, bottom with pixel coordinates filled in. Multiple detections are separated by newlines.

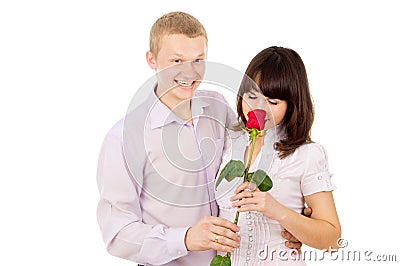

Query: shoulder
left=103, top=118, right=124, bottom=141
left=195, top=89, right=236, bottom=126
left=104, top=104, right=147, bottom=138
left=292, top=142, right=329, bottom=173
left=123, top=100, right=149, bottom=135
left=222, top=130, right=247, bottom=161
left=228, top=129, right=247, bottom=143
left=195, top=89, right=227, bottom=101
left=295, top=142, right=328, bottom=159
left=195, top=89, right=231, bottom=108
left=103, top=105, right=148, bottom=144
left=283, top=142, right=329, bottom=169
left=194, top=89, right=236, bottom=115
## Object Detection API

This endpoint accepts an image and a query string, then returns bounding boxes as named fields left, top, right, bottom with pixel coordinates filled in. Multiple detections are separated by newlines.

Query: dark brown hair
left=237, top=46, right=314, bottom=159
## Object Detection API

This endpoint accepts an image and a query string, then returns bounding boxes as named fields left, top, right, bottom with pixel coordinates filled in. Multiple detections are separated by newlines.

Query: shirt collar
left=264, top=124, right=286, bottom=142
left=146, top=88, right=210, bottom=130
left=191, top=92, right=210, bottom=118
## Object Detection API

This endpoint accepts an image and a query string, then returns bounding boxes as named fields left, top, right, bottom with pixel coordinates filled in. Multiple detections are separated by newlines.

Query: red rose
left=246, top=109, right=266, bottom=130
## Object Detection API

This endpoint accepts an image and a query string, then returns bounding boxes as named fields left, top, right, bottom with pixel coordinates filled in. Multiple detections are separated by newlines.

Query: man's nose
left=181, top=61, right=204, bottom=79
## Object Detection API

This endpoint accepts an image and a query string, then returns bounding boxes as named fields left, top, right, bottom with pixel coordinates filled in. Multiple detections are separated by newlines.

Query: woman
left=215, top=46, right=341, bottom=265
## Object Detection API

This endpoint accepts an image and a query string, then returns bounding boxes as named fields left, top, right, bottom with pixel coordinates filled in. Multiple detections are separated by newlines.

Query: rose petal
left=246, top=109, right=266, bottom=130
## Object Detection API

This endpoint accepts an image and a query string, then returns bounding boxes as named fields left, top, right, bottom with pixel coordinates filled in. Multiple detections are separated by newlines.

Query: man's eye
left=193, top=59, right=203, bottom=63
left=174, top=59, right=182, bottom=63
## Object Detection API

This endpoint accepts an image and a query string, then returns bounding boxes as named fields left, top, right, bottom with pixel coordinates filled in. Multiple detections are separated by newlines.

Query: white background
left=1, top=0, right=399, bottom=265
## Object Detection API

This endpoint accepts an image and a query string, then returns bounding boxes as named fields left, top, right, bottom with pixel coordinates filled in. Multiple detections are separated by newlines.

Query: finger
left=209, top=230, right=240, bottom=250
left=285, top=241, right=302, bottom=251
left=236, top=205, right=258, bottom=212
left=209, top=239, right=235, bottom=253
left=281, top=230, right=299, bottom=242
left=232, top=194, right=258, bottom=207
left=210, top=217, right=240, bottom=232
left=230, top=189, right=255, bottom=202
left=211, top=224, right=241, bottom=243
left=234, top=182, right=251, bottom=194
left=302, top=207, right=312, bottom=217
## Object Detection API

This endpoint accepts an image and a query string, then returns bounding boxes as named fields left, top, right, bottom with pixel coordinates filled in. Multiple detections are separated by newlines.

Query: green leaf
left=215, top=160, right=245, bottom=188
left=250, top=169, right=273, bottom=191
left=210, top=255, right=231, bottom=266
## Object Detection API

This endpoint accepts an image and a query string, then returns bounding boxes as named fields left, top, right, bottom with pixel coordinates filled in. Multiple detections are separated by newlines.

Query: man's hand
left=282, top=230, right=302, bottom=250
left=185, top=216, right=240, bottom=253
left=302, top=206, right=312, bottom=217
left=282, top=207, right=313, bottom=251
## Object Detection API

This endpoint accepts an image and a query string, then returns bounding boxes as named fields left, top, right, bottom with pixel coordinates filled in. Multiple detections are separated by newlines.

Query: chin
left=175, top=90, right=195, bottom=101
left=264, top=122, right=275, bottom=131
left=177, top=82, right=200, bottom=97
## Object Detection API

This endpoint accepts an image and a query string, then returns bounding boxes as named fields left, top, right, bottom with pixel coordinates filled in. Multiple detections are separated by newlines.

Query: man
left=97, top=11, right=302, bottom=266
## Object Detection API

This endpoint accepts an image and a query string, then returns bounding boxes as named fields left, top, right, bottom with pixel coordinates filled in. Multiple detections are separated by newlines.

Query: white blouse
left=215, top=127, right=336, bottom=265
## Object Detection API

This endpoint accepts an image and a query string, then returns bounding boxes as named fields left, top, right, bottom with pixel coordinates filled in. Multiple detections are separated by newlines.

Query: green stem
left=233, top=129, right=257, bottom=225
left=233, top=209, right=240, bottom=225
left=228, top=129, right=258, bottom=259
left=244, top=131, right=257, bottom=181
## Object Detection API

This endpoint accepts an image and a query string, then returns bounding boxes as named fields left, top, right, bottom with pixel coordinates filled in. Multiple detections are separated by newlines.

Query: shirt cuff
left=166, top=227, right=190, bottom=260
left=302, top=170, right=337, bottom=196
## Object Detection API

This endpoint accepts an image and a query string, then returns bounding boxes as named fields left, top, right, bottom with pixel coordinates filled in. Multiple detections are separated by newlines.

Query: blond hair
left=149, top=11, right=208, bottom=58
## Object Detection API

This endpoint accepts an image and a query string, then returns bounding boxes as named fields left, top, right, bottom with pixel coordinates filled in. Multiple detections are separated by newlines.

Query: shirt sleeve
left=301, top=143, right=337, bottom=196
left=96, top=123, right=189, bottom=265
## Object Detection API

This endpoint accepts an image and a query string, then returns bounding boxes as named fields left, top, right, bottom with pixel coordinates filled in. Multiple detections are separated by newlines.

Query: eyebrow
left=170, top=53, right=205, bottom=58
left=247, top=88, right=262, bottom=94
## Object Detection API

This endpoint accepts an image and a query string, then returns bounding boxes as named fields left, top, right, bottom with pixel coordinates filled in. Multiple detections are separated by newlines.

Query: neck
left=156, top=89, right=193, bottom=124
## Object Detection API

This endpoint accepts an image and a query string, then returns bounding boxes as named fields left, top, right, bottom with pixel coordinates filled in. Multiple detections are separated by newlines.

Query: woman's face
left=242, top=90, right=288, bottom=130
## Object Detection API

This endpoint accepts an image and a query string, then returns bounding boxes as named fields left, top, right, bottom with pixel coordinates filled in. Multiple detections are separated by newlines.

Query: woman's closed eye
left=267, top=99, right=278, bottom=105
left=247, top=93, right=258, bottom=100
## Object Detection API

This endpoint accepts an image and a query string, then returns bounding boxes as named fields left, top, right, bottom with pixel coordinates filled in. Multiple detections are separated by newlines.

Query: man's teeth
left=177, top=80, right=194, bottom=86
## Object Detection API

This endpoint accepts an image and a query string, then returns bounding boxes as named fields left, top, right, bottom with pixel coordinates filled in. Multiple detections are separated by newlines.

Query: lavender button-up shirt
left=97, top=89, right=235, bottom=265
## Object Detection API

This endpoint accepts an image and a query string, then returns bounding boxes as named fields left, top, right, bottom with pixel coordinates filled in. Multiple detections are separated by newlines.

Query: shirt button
left=177, top=251, right=181, bottom=255
left=317, top=175, right=322, bottom=180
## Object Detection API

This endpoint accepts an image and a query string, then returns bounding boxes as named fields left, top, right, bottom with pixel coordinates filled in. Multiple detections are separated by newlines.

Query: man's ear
left=146, top=50, right=157, bottom=70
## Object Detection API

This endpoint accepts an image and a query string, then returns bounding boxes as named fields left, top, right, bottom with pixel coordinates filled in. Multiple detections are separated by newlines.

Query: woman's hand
left=230, top=182, right=288, bottom=222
